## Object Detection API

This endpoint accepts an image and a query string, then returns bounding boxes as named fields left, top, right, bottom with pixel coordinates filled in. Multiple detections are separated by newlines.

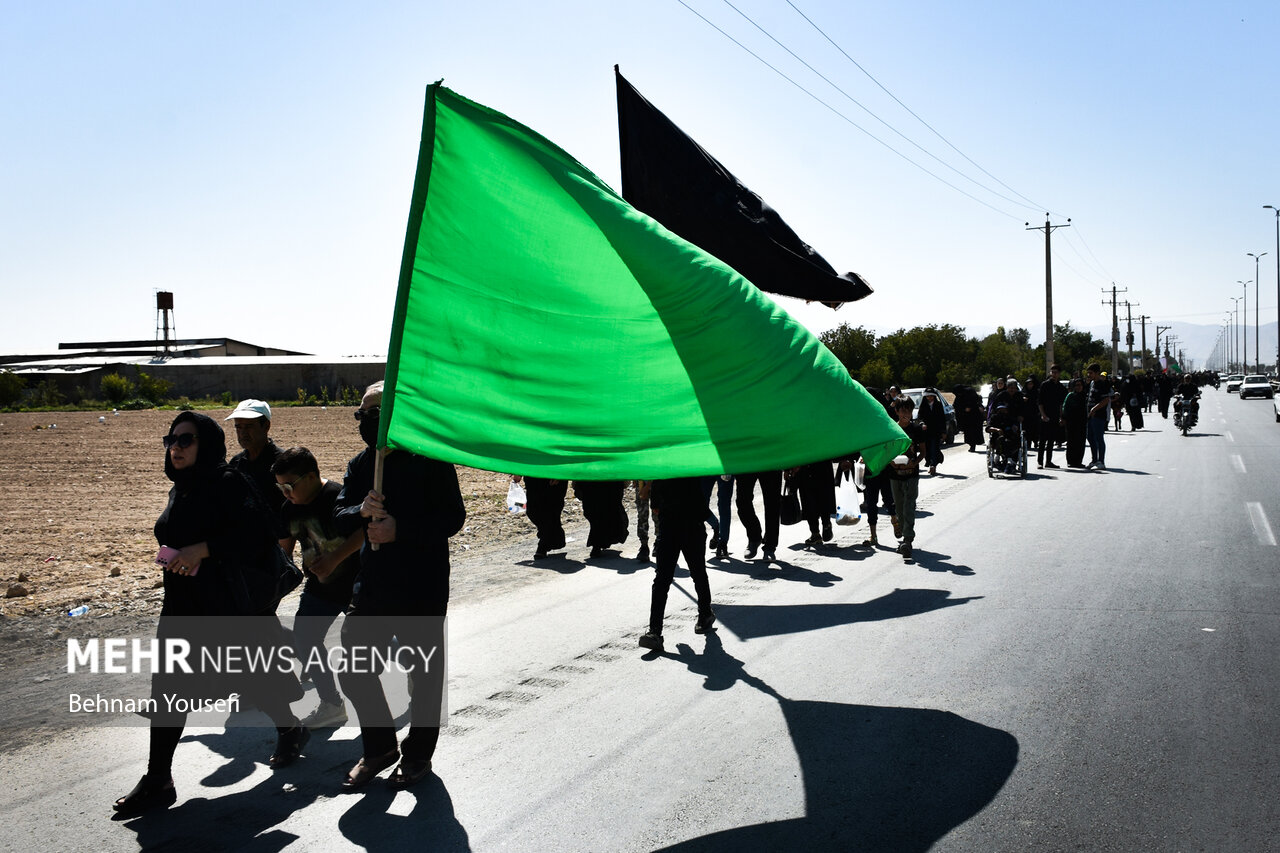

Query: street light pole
left=1248, top=253, right=1266, bottom=372
left=1238, top=281, right=1251, bottom=372
left=1264, top=205, right=1280, bottom=376
left=1230, top=297, right=1242, bottom=372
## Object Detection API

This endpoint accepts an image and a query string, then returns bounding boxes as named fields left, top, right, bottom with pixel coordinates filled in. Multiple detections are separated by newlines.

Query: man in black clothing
left=226, top=399, right=284, bottom=517
left=735, top=470, right=783, bottom=562
left=639, top=477, right=715, bottom=650
left=333, top=382, right=466, bottom=790
left=1037, top=365, right=1067, bottom=469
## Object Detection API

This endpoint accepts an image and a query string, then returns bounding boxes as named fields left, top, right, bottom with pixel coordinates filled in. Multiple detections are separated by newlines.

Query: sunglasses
left=163, top=433, right=197, bottom=449
left=276, top=472, right=312, bottom=495
left=353, top=406, right=380, bottom=422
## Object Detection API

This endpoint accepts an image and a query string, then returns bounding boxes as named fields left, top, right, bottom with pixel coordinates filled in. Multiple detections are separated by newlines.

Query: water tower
left=156, top=291, right=176, bottom=353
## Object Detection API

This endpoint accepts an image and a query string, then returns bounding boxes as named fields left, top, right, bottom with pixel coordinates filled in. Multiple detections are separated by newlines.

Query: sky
left=3, top=0, right=1278, bottom=368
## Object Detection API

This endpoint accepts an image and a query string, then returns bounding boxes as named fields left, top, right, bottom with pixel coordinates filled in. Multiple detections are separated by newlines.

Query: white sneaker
left=301, top=700, right=348, bottom=728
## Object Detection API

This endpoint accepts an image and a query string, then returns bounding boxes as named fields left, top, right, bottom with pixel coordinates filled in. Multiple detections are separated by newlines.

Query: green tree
left=30, top=379, right=65, bottom=408
left=858, top=358, right=894, bottom=389
left=100, top=373, right=134, bottom=404
left=901, top=364, right=926, bottom=387
left=877, top=324, right=972, bottom=386
left=1051, top=323, right=1109, bottom=375
left=134, top=370, right=172, bottom=404
left=973, top=332, right=1019, bottom=381
left=935, top=360, right=971, bottom=390
left=818, top=323, right=878, bottom=376
left=0, top=370, right=25, bottom=407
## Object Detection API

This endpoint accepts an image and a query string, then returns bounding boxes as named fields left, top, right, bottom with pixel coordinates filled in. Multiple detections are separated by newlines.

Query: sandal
left=343, top=748, right=400, bottom=789
left=113, top=774, right=176, bottom=815
left=388, top=757, right=433, bottom=789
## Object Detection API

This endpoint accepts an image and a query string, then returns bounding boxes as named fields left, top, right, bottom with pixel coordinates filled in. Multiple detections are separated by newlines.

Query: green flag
left=379, top=84, right=908, bottom=478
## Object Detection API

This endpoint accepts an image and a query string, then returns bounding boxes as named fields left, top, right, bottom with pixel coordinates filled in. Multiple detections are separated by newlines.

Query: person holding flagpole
left=333, top=381, right=466, bottom=789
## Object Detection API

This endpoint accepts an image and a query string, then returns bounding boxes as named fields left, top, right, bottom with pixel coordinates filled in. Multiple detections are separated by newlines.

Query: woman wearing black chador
left=113, top=412, right=305, bottom=816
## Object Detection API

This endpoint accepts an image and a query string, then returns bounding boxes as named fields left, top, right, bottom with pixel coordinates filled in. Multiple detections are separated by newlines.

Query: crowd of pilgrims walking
left=115, top=366, right=1215, bottom=816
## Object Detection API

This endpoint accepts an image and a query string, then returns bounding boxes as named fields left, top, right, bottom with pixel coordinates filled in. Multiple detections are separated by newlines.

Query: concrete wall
left=18, top=360, right=386, bottom=404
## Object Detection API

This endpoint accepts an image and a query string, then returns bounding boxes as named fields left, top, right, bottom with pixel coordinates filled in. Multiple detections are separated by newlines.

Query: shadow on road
left=713, top=588, right=981, bottom=640
left=659, top=633, right=1017, bottom=851
left=711, top=555, right=844, bottom=586
left=115, top=728, right=472, bottom=851
left=908, top=549, right=976, bottom=576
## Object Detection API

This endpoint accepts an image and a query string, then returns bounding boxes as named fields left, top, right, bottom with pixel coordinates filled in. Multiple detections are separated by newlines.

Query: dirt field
left=0, top=407, right=556, bottom=667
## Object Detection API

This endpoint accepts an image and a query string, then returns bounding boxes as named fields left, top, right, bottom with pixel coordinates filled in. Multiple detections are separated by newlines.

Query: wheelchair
left=986, top=420, right=1027, bottom=479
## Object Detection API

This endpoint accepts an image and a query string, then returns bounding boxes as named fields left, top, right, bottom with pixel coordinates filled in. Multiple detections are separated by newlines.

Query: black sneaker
left=901, top=543, right=913, bottom=560
left=635, top=544, right=650, bottom=562
left=695, top=612, right=717, bottom=634
left=744, top=542, right=759, bottom=560
left=762, top=547, right=775, bottom=562
left=708, top=534, right=720, bottom=551
left=638, top=633, right=663, bottom=650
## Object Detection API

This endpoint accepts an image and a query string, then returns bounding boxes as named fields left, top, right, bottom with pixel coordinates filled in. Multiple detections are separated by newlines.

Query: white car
left=1239, top=375, right=1274, bottom=400
left=1226, top=374, right=1244, bottom=393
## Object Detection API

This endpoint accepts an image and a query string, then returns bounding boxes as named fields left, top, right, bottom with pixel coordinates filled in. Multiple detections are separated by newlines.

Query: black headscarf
left=164, top=411, right=228, bottom=486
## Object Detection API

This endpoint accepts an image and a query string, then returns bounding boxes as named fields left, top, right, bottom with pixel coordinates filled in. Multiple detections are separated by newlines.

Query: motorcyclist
left=1173, top=374, right=1200, bottom=425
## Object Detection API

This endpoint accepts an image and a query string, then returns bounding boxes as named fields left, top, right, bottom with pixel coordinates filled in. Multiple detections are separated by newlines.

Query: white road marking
left=1232, top=454, right=1247, bottom=474
left=1247, top=502, right=1277, bottom=547
left=1225, top=431, right=1234, bottom=442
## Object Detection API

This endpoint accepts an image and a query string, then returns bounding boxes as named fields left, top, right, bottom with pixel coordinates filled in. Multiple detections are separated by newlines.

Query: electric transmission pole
left=1137, top=314, right=1151, bottom=371
left=1101, top=284, right=1127, bottom=376
left=1027, top=215, right=1070, bottom=376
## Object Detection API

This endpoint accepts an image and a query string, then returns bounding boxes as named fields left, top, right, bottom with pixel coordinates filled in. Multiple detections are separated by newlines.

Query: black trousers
left=1064, top=419, right=1087, bottom=467
left=574, top=480, right=629, bottom=548
left=649, top=520, right=712, bottom=634
left=339, top=609, right=445, bottom=761
left=735, top=470, right=782, bottom=550
left=524, top=477, right=567, bottom=551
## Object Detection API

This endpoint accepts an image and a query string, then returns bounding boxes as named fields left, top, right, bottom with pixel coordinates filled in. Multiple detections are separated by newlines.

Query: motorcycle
left=1173, top=395, right=1199, bottom=435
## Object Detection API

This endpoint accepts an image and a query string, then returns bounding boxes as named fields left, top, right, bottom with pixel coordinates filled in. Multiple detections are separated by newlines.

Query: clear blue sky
left=3, top=0, right=1277, bottom=366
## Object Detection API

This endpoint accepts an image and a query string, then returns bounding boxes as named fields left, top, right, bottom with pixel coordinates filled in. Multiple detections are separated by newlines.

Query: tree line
left=819, top=322, right=1116, bottom=388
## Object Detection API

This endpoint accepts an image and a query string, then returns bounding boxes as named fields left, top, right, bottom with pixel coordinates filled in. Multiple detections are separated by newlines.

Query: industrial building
left=0, top=293, right=386, bottom=404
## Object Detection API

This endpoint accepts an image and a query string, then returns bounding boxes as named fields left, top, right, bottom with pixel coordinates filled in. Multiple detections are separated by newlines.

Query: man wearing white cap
left=226, top=399, right=283, bottom=513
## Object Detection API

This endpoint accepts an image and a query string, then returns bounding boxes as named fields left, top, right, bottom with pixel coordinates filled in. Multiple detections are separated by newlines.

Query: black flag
left=616, top=67, right=872, bottom=309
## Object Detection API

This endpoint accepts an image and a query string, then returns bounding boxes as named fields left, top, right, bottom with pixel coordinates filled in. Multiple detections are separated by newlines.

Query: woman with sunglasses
left=113, top=411, right=306, bottom=816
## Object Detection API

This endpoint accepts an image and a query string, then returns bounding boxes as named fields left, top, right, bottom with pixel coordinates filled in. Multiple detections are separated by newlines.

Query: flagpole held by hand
left=370, top=446, right=387, bottom=551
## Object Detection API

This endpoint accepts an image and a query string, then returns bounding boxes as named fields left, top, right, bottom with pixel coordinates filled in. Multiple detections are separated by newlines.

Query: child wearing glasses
left=272, top=446, right=363, bottom=728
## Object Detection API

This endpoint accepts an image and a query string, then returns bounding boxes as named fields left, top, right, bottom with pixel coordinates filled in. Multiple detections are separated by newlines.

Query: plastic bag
left=834, top=476, right=862, bottom=526
left=506, top=481, right=527, bottom=513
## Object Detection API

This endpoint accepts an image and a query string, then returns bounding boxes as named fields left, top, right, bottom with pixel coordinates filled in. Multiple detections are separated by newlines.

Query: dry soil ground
left=0, top=407, right=604, bottom=671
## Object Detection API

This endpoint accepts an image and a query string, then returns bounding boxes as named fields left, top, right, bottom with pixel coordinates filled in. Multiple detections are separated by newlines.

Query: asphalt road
left=2, top=387, right=1277, bottom=852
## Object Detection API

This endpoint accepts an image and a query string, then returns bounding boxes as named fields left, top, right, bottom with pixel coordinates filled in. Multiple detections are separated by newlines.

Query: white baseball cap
left=225, top=399, right=271, bottom=421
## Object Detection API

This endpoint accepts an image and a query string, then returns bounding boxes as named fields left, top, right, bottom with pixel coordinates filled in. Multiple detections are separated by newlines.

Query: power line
left=784, top=0, right=1054, bottom=217
left=673, top=0, right=1023, bottom=220
left=718, top=0, right=1045, bottom=215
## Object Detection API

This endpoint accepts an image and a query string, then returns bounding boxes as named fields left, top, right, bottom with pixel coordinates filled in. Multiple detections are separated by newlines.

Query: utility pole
left=1122, top=301, right=1138, bottom=375
left=1137, top=314, right=1152, bottom=371
left=1101, top=284, right=1126, bottom=376
left=1156, top=324, right=1172, bottom=370
left=1027, top=215, right=1070, bottom=377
